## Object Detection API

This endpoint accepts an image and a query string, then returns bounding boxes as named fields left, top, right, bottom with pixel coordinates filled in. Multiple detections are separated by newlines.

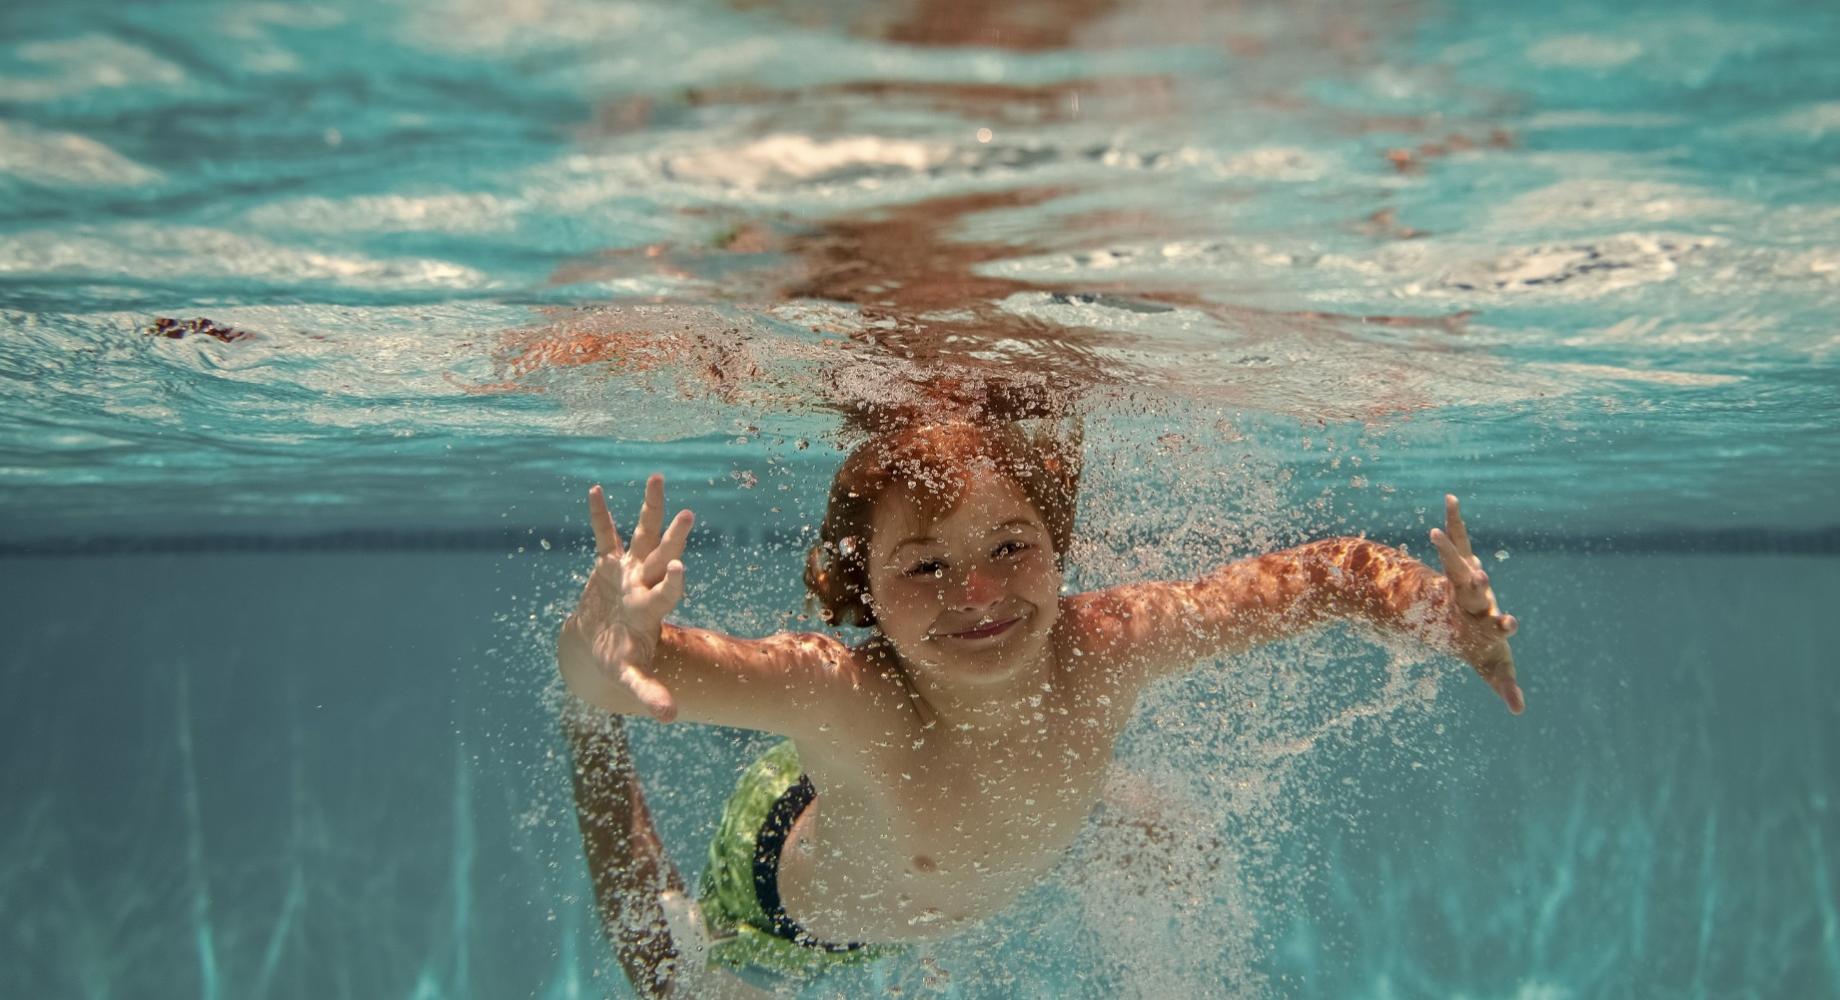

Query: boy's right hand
left=564, top=474, right=694, bottom=722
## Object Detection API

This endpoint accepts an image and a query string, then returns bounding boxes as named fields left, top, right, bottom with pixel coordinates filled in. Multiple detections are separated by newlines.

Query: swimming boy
left=557, top=421, right=1520, bottom=987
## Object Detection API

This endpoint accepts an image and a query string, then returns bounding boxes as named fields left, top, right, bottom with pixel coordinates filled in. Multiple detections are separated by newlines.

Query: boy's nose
left=951, top=566, right=1003, bottom=611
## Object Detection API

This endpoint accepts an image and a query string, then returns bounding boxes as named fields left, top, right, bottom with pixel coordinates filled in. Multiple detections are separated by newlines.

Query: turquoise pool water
left=2, top=0, right=1835, bottom=996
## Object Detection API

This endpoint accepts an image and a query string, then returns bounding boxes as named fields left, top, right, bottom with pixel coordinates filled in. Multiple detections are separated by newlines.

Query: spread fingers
left=629, top=473, right=666, bottom=558
left=1429, top=527, right=1473, bottom=588
left=587, top=485, right=624, bottom=559
left=1444, top=495, right=1475, bottom=558
left=1479, top=651, right=1525, bottom=715
left=650, top=560, right=686, bottom=611
left=642, top=510, right=695, bottom=584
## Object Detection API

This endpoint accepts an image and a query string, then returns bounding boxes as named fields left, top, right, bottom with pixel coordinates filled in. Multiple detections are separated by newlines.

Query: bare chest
left=783, top=718, right=1121, bottom=939
left=900, top=736, right=1104, bottom=856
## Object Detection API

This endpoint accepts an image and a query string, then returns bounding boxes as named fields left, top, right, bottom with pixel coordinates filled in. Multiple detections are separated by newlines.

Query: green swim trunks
left=698, top=741, right=902, bottom=977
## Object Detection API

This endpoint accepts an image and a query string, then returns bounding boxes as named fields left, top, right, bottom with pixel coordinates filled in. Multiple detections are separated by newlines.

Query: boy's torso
left=775, top=612, right=1141, bottom=943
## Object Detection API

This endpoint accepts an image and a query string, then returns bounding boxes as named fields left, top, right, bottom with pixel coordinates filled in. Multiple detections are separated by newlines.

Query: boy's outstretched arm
left=1066, top=495, right=1523, bottom=713
left=564, top=706, right=774, bottom=1000
left=558, top=475, right=868, bottom=738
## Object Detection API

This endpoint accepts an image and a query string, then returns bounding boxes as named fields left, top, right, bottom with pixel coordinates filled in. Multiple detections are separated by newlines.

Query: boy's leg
left=563, top=706, right=686, bottom=998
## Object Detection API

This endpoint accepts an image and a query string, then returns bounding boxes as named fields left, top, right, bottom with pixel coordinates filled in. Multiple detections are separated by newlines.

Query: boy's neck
left=885, top=644, right=1059, bottom=741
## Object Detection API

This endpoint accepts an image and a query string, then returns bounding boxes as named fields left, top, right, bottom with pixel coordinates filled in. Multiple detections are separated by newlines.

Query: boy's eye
left=993, top=540, right=1027, bottom=558
left=905, top=559, right=944, bottom=578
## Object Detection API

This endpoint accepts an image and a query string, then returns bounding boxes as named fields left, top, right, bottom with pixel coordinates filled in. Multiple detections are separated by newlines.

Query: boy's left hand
left=1429, top=495, right=1525, bottom=715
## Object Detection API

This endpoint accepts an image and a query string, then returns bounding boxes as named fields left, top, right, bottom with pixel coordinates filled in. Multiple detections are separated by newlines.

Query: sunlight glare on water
left=0, top=0, right=1832, bottom=539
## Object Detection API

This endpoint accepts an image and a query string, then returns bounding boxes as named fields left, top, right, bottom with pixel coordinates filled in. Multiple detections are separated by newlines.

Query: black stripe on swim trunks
left=751, top=774, right=867, bottom=953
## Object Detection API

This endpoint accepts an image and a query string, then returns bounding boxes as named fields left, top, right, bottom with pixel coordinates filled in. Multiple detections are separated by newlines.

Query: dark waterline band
left=3, top=526, right=1838, bottom=558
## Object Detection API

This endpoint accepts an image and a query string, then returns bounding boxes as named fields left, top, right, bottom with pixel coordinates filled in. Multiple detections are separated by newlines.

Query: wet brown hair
left=804, top=420, right=1081, bottom=628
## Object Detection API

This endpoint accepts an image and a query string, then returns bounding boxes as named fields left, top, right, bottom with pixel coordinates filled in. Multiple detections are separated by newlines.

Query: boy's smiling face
left=865, top=472, right=1062, bottom=683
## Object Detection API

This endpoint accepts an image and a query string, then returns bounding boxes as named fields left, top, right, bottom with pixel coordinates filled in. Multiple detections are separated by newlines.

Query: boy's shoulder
left=790, top=636, right=936, bottom=767
left=1049, top=589, right=1172, bottom=711
left=1055, top=589, right=1138, bottom=651
left=827, top=634, right=928, bottom=709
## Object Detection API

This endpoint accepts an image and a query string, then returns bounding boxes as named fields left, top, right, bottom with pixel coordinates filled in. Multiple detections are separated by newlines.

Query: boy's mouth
left=938, top=615, right=1023, bottom=641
